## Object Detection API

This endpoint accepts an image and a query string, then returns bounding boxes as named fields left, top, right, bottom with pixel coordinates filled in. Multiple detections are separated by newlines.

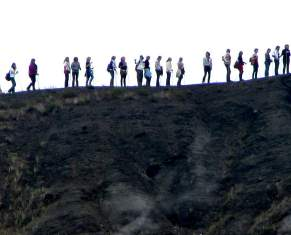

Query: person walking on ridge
left=119, top=57, right=128, bottom=87
left=222, top=49, right=232, bottom=83
left=107, top=56, right=117, bottom=87
left=71, top=57, right=81, bottom=87
left=282, top=44, right=290, bottom=74
left=8, top=63, right=18, bottom=94
left=27, top=58, right=38, bottom=91
left=135, top=55, right=144, bottom=87
left=272, top=46, right=281, bottom=76
left=85, top=57, right=94, bottom=87
left=202, top=51, right=212, bottom=84
left=250, top=48, right=259, bottom=79
left=64, top=57, right=71, bottom=88
left=236, top=51, right=246, bottom=82
left=264, top=48, right=273, bottom=77
left=166, top=57, right=173, bottom=86
left=155, top=56, right=163, bottom=87
left=144, top=56, right=152, bottom=87
left=176, top=57, right=185, bottom=87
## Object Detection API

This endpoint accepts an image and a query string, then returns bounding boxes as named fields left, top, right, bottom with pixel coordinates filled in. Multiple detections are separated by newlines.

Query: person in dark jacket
left=71, top=57, right=81, bottom=87
left=119, top=57, right=128, bottom=87
left=264, top=48, right=273, bottom=77
left=237, top=51, right=246, bottom=81
left=250, top=48, right=259, bottom=79
left=282, top=44, right=290, bottom=74
left=107, top=56, right=117, bottom=87
left=177, top=57, right=185, bottom=86
left=27, top=58, right=38, bottom=91
left=144, top=56, right=151, bottom=87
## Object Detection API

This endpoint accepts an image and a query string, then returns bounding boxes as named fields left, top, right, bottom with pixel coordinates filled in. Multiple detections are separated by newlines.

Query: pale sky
left=0, top=0, right=290, bottom=91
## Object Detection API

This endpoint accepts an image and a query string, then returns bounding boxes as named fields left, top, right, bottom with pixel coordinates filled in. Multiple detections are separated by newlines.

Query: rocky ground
left=0, top=76, right=291, bottom=235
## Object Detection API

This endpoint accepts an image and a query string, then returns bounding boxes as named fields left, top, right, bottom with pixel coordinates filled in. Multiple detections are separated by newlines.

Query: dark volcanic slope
left=1, top=77, right=291, bottom=235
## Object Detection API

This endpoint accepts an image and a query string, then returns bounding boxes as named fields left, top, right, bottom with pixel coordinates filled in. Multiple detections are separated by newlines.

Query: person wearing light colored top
left=155, top=56, right=163, bottom=87
left=64, top=57, right=71, bottom=88
left=107, top=56, right=117, bottom=87
left=166, top=57, right=173, bottom=86
left=135, top=55, right=145, bottom=87
left=176, top=57, right=185, bottom=87
left=202, top=52, right=212, bottom=83
left=272, top=46, right=280, bottom=76
left=222, top=49, right=231, bottom=83
left=8, top=63, right=18, bottom=93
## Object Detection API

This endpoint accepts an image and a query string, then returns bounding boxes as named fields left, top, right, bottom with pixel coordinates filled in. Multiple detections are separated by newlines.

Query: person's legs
left=166, top=72, right=171, bottom=86
left=265, top=63, right=269, bottom=77
left=156, top=72, right=160, bottom=87
left=65, top=73, right=69, bottom=88
left=89, top=71, right=94, bottom=86
left=10, top=78, right=16, bottom=93
left=208, top=69, right=211, bottom=83
left=32, top=75, right=36, bottom=90
left=283, top=62, right=286, bottom=74
left=239, top=69, right=243, bottom=81
left=225, top=64, right=231, bottom=82
left=177, top=75, right=183, bottom=86
left=202, top=67, right=207, bottom=83
left=275, top=61, right=279, bottom=76
left=287, top=61, right=290, bottom=74
left=72, top=72, right=76, bottom=87
left=76, top=73, right=79, bottom=87
left=137, top=70, right=143, bottom=87
left=110, top=70, right=114, bottom=87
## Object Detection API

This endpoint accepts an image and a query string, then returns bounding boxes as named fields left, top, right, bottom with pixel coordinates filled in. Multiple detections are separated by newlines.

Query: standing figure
left=202, top=52, right=212, bottom=84
left=250, top=48, right=259, bottom=79
left=222, top=49, right=232, bottom=83
left=176, top=57, right=185, bottom=87
left=85, top=57, right=94, bottom=87
left=144, top=56, right=152, bottom=87
left=282, top=44, right=290, bottom=74
left=119, top=57, right=128, bottom=87
left=264, top=49, right=273, bottom=77
left=166, top=57, right=173, bottom=86
left=135, top=55, right=144, bottom=87
left=107, top=56, right=117, bottom=87
left=71, top=57, right=81, bottom=87
left=64, top=57, right=71, bottom=88
left=155, top=56, right=163, bottom=87
left=237, top=51, right=246, bottom=81
left=27, top=58, right=38, bottom=91
left=8, top=63, right=18, bottom=94
left=272, top=46, right=281, bottom=76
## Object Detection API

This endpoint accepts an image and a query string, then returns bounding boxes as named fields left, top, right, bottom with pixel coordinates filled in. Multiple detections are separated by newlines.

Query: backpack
left=5, top=72, right=11, bottom=81
left=234, top=61, right=239, bottom=69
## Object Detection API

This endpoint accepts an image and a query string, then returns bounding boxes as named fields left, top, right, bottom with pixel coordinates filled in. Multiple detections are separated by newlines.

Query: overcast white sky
left=0, top=0, right=290, bottom=91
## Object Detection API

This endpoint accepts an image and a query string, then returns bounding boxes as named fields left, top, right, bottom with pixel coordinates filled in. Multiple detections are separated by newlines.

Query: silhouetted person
left=144, top=56, right=152, bottom=87
left=264, top=48, right=272, bottom=77
left=202, top=52, right=212, bottom=83
left=250, top=48, right=259, bottom=79
left=64, top=57, right=71, bottom=88
left=155, top=56, right=163, bottom=87
left=85, top=57, right=94, bottom=87
left=119, top=57, right=128, bottom=87
left=282, top=44, right=290, bottom=74
left=107, top=56, right=117, bottom=87
left=27, top=58, right=38, bottom=91
left=135, top=55, right=144, bottom=87
left=272, top=46, right=281, bottom=76
left=8, top=63, right=18, bottom=94
left=177, top=57, right=185, bottom=86
left=71, top=57, right=81, bottom=87
left=237, top=51, right=246, bottom=81
left=166, top=57, right=173, bottom=86
left=222, top=49, right=232, bottom=83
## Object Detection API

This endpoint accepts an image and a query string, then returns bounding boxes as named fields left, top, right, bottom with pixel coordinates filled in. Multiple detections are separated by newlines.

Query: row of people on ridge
left=3, top=45, right=290, bottom=93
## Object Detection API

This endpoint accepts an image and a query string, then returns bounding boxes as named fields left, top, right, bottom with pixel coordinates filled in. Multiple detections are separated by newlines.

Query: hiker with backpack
left=166, top=57, right=173, bottom=86
left=264, top=49, right=273, bottom=77
left=155, top=56, right=163, bottom=87
left=27, top=59, right=38, bottom=91
left=85, top=57, right=94, bottom=87
left=250, top=48, right=259, bottom=79
left=144, top=56, right=152, bottom=87
left=119, top=57, right=128, bottom=87
left=272, top=46, right=281, bottom=76
left=71, top=57, right=81, bottom=87
left=64, top=57, right=71, bottom=88
left=107, top=56, right=117, bottom=87
left=222, top=49, right=232, bottom=83
left=176, top=57, right=185, bottom=87
left=282, top=44, right=290, bottom=74
left=7, top=63, right=18, bottom=94
left=235, top=51, right=246, bottom=82
left=202, top=52, right=212, bottom=84
left=135, top=55, right=145, bottom=87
